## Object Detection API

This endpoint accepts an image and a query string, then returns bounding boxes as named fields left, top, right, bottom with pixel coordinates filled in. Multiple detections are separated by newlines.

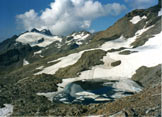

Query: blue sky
left=0, top=0, right=158, bottom=41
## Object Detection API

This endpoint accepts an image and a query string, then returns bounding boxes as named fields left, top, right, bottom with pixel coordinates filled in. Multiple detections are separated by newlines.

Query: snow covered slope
left=36, top=24, right=162, bottom=79
left=80, top=29, right=162, bottom=80
left=35, top=48, right=95, bottom=75
left=16, top=32, right=62, bottom=47
left=35, top=24, right=162, bottom=101
left=66, top=31, right=91, bottom=45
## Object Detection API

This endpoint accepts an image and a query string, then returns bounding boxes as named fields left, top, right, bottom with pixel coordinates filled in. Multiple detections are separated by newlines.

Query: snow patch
left=36, top=66, right=44, bottom=70
left=35, top=51, right=84, bottom=75
left=56, top=43, right=62, bottom=48
left=34, top=50, right=42, bottom=55
left=100, top=25, right=154, bottom=51
left=130, top=16, right=147, bottom=24
left=35, top=49, right=95, bottom=75
left=75, top=91, right=99, bottom=99
left=37, top=92, right=57, bottom=102
left=112, top=79, right=142, bottom=92
left=16, top=32, right=62, bottom=47
left=135, top=25, right=154, bottom=36
left=158, top=8, right=162, bottom=16
left=0, top=104, right=13, bottom=117
left=72, top=32, right=90, bottom=41
left=23, top=59, right=29, bottom=66
left=34, top=50, right=44, bottom=58
left=66, top=32, right=90, bottom=45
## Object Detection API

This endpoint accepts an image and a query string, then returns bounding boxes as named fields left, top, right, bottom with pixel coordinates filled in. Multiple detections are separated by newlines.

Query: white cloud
left=16, top=10, right=42, bottom=30
left=16, top=0, right=126, bottom=36
left=125, top=0, right=155, bottom=9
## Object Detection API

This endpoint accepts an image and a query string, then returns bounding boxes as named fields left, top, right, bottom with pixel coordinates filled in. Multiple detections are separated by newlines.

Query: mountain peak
left=40, top=29, right=53, bottom=36
left=31, top=28, right=40, bottom=33
left=30, top=28, right=53, bottom=36
left=71, top=30, right=90, bottom=36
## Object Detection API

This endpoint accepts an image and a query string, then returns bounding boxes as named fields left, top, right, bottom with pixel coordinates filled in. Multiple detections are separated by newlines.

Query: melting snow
left=34, top=50, right=44, bottom=58
left=112, top=79, right=142, bottom=92
left=158, top=8, right=162, bottom=16
left=135, top=25, right=154, bottom=36
left=16, top=32, right=62, bottom=47
left=34, top=50, right=42, bottom=55
left=75, top=91, right=99, bottom=99
left=130, top=16, right=147, bottom=24
left=66, top=32, right=90, bottom=45
left=36, top=49, right=95, bottom=75
left=100, top=25, right=154, bottom=51
left=37, top=92, right=57, bottom=102
left=72, top=32, right=90, bottom=41
left=23, top=59, right=29, bottom=66
left=80, top=31, right=162, bottom=79
left=36, top=66, right=44, bottom=70
left=35, top=51, right=84, bottom=75
left=0, top=104, right=13, bottom=117
left=38, top=79, right=141, bottom=104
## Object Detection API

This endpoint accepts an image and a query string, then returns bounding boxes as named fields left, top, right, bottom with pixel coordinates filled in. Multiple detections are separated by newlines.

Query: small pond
left=53, top=79, right=141, bottom=105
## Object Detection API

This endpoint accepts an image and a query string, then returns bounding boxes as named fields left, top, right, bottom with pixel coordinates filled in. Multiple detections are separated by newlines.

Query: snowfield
left=130, top=16, right=147, bottom=24
left=35, top=49, right=95, bottom=75
left=79, top=31, right=162, bottom=79
left=0, top=104, right=13, bottom=117
left=16, top=32, right=62, bottom=47
left=35, top=51, right=84, bottom=75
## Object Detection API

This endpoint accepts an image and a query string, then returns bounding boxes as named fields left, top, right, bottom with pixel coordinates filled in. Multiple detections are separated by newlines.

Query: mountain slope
left=0, top=30, right=92, bottom=73
left=93, top=1, right=161, bottom=42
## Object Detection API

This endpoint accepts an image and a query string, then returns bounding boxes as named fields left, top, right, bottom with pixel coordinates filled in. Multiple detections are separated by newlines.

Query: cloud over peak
left=17, top=0, right=126, bottom=36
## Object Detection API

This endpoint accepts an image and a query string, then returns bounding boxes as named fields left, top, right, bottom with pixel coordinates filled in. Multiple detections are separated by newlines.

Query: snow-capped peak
left=71, top=31, right=90, bottom=39
left=30, top=28, right=53, bottom=36
left=16, top=32, right=62, bottom=47
left=40, top=29, right=53, bottom=36
left=66, top=31, right=91, bottom=45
